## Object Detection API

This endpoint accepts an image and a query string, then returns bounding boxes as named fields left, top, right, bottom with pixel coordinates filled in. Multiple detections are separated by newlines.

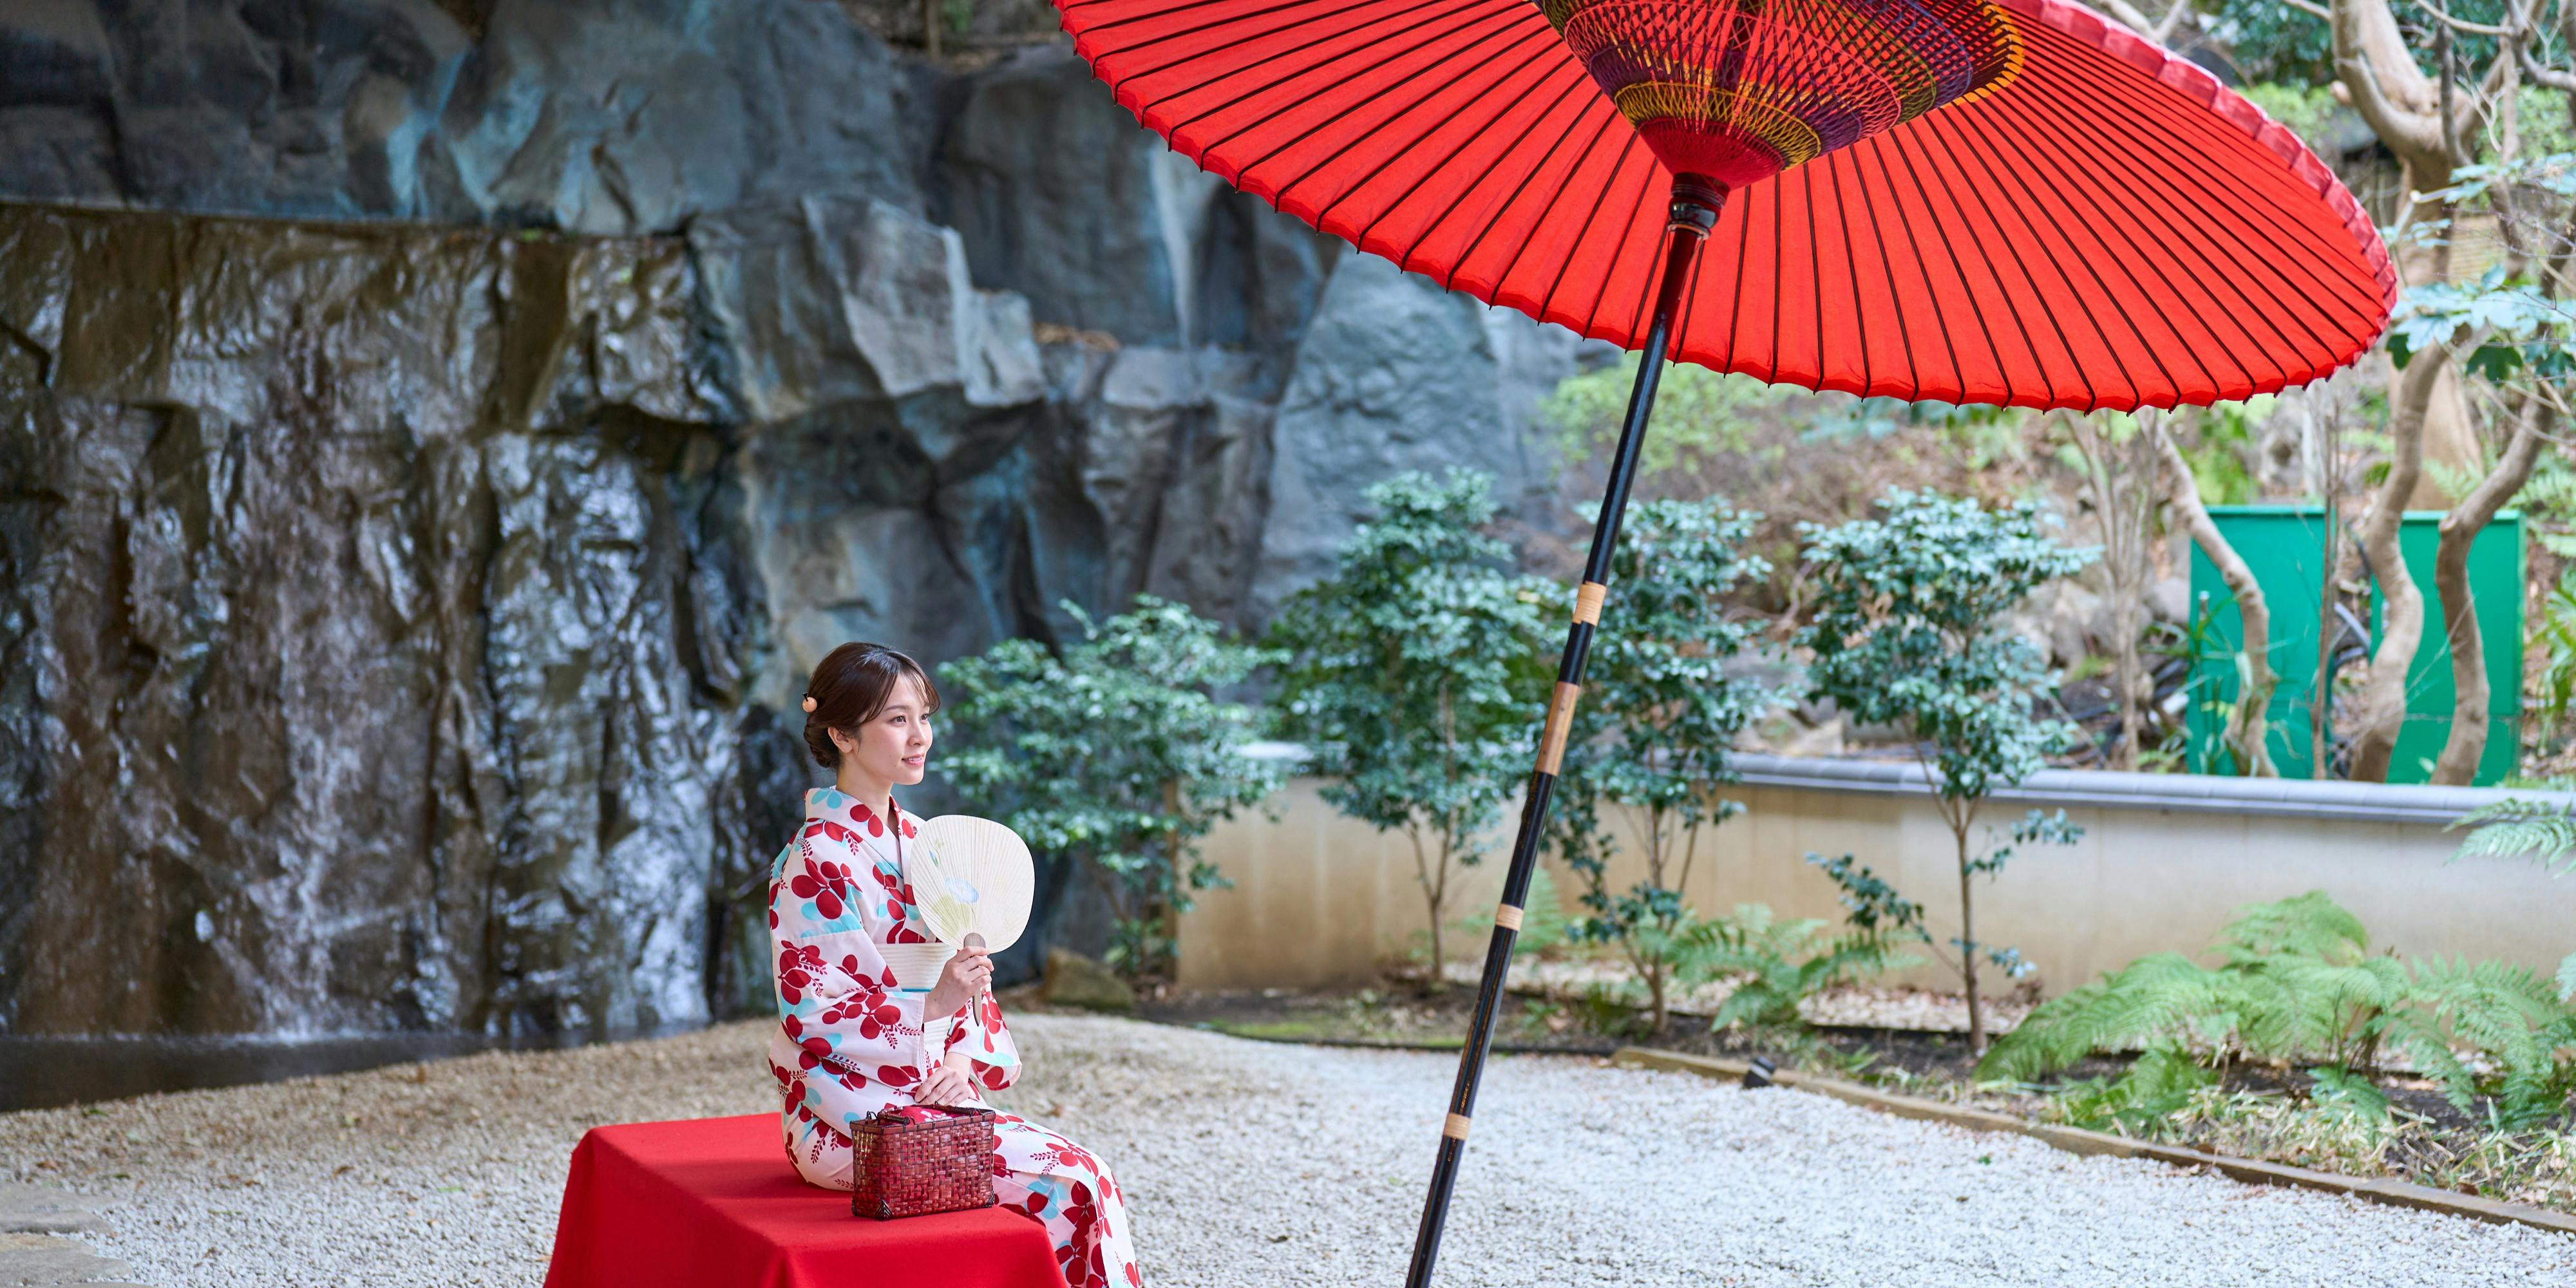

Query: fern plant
left=2051, top=1046, right=2218, bottom=1133
left=1980, top=892, right=2576, bottom=1130
left=2447, top=779, right=2576, bottom=1003
left=1674, top=903, right=1924, bottom=1034
left=1674, top=852, right=1929, bottom=1037
left=2527, top=582, right=2576, bottom=758
left=2508, top=451, right=2576, bottom=560
left=2450, top=789, right=2576, bottom=875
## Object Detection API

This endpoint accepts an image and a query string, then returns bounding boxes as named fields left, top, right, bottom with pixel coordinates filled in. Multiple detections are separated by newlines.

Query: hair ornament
left=800, top=694, right=819, bottom=714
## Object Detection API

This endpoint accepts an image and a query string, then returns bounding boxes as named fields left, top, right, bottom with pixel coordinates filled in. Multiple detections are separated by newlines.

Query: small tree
left=1798, top=489, right=2097, bottom=1055
left=1266, top=471, right=1553, bottom=981
left=938, top=598, right=1283, bottom=981
left=1550, top=498, right=1777, bottom=1033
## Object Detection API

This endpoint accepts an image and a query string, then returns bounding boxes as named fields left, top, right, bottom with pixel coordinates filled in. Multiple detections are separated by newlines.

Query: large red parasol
left=1050, top=0, right=2393, bottom=1280
left=1059, top=0, right=2390, bottom=408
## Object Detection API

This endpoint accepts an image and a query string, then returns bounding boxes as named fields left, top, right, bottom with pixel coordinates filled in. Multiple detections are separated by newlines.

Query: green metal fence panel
left=2183, top=506, right=2523, bottom=785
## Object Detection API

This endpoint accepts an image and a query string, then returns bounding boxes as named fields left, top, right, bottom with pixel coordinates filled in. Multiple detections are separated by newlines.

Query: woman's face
left=829, top=676, right=934, bottom=788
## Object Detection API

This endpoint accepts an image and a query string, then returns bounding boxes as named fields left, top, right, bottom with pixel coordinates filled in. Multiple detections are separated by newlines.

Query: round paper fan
left=909, top=815, right=1036, bottom=954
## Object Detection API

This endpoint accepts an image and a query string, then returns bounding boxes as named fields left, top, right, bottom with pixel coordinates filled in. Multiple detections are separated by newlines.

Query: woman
left=767, top=642, right=1144, bottom=1288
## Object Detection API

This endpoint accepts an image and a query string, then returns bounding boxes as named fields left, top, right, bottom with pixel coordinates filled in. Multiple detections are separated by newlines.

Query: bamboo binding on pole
left=1573, top=581, right=1607, bottom=625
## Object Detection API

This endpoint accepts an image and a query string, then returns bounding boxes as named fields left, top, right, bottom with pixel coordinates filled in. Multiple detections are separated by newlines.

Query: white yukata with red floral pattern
left=768, top=786, right=1144, bottom=1288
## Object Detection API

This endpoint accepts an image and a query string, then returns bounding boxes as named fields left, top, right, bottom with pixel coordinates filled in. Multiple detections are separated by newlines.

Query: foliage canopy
left=1797, top=489, right=2096, bottom=800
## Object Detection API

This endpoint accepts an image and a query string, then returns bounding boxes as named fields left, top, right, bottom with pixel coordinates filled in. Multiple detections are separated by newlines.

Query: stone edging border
left=1177, top=1023, right=1617, bottom=1058
left=1613, top=1046, right=2576, bottom=1238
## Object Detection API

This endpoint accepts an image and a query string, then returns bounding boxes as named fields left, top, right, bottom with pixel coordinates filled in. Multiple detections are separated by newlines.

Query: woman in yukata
left=768, top=641, right=1144, bottom=1288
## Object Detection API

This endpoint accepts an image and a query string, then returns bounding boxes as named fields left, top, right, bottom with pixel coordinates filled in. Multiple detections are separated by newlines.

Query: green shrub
left=938, top=597, right=1282, bottom=980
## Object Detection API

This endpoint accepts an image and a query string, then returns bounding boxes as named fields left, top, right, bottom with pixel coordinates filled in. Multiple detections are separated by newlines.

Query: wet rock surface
left=0, top=207, right=758, bottom=1039
left=0, top=1, right=1582, bottom=1041
left=0, top=0, right=931, bottom=234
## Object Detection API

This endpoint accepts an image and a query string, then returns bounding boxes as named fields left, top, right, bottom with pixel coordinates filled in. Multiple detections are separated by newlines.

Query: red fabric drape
left=542, top=1115, right=1061, bottom=1288
left=1055, top=0, right=2392, bottom=410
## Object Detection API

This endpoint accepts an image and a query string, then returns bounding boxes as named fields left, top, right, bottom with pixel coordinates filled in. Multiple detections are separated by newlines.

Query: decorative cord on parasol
left=1052, top=0, right=2394, bottom=1281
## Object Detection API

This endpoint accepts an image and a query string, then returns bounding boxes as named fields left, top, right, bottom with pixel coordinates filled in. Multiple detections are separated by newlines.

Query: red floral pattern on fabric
left=869, top=857, right=934, bottom=945
left=816, top=957, right=907, bottom=1046
left=775, top=943, right=824, bottom=1005
left=790, top=831, right=859, bottom=921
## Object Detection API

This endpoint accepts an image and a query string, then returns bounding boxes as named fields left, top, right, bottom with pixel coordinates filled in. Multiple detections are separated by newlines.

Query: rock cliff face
left=0, top=1, right=1584, bottom=1036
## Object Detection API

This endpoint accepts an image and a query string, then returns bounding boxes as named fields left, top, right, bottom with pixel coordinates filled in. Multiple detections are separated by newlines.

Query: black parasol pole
left=1401, top=177, right=1725, bottom=1288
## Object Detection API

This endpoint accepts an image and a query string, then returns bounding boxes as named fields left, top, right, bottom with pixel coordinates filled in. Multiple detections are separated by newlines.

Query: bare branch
left=2471, top=12, right=2527, bottom=111
left=2519, top=41, right=2576, bottom=93
left=2414, top=0, right=2515, bottom=36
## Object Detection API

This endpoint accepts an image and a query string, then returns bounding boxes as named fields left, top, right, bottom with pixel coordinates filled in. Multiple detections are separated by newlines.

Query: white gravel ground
left=3, top=1014, right=2571, bottom=1287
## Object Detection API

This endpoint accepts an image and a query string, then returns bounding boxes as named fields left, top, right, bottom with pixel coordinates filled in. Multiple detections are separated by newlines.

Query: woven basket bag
left=850, top=1104, right=1001, bottom=1220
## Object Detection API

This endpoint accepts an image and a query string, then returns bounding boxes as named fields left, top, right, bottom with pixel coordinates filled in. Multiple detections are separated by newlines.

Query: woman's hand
left=923, top=947, right=992, bottom=1018
left=915, top=1063, right=982, bottom=1108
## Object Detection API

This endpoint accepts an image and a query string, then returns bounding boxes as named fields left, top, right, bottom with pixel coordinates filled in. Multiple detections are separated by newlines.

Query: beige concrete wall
left=1177, top=778, right=1509, bottom=990
left=1179, top=777, right=2576, bottom=994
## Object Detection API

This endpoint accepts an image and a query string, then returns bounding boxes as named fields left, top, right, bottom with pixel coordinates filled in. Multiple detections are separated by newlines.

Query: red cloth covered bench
left=544, top=1113, right=1063, bottom=1288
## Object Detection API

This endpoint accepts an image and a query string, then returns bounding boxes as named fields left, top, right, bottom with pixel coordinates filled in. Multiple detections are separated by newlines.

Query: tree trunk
left=2065, top=413, right=2152, bottom=769
left=1956, top=819, right=1985, bottom=1057
left=2431, top=395, right=2557, bottom=783
left=2346, top=354, right=2448, bottom=782
left=2111, top=596, right=2145, bottom=770
left=2313, top=413, right=2344, bottom=777
left=2154, top=421, right=2279, bottom=776
left=2322, top=0, right=2536, bottom=781
left=2331, top=0, right=2486, bottom=236
left=1426, top=850, right=1444, bottom=990
left=2104, top=437, right=2150, bottom=772
left=1408, top=827, right=1447, bottom=992
left=1158, top=778, right=1186, bottom=981
left=2407, top=366, right=2484, bottom=511
left=922, top=0, right=943, bottom=57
